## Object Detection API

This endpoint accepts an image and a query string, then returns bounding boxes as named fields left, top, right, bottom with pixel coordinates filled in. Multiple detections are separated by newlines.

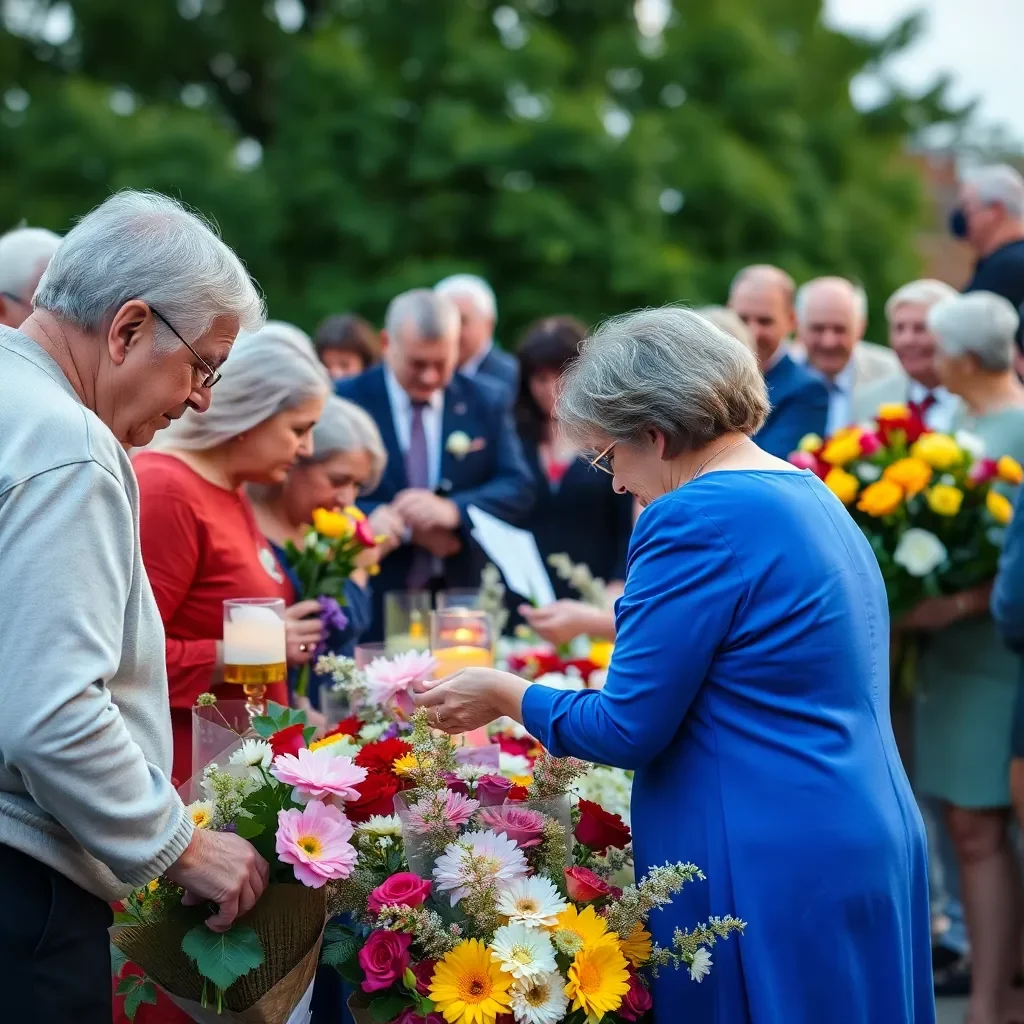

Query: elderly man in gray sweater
left=0, top=190, right=271, bottom=1020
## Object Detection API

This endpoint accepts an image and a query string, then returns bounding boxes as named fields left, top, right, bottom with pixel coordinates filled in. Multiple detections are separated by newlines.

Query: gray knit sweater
left=0, top=326, right=192, bottom=900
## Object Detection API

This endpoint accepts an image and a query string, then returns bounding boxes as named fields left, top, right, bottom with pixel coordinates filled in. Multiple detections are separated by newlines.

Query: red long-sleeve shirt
left=135, top=452, right=294, bottom=786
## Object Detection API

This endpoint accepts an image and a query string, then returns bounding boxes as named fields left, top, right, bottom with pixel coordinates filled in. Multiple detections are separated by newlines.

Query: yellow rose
left=312, top=507, right=354, bottom=539
left=910, top=433, right=962, bottom=471
left=987, top=490, right=1014, bottom=525
left=857, top=480, right=904, bottom=518
left=824, top=467, right=859, bottom=505
left=343, top=505, right=367, bottom=521
left=589, top=641, right=614, bottom=669
left=821, top=430, right=863, bottom=467
left=997, top=456, right=1024, bottom=486
left=876, top=403, right=911, bottom=420
left=925, top=484, right=964, bottom=517
left=882, top=457, right=933, bottom=497
left=798, top=433, right=824, bottom=453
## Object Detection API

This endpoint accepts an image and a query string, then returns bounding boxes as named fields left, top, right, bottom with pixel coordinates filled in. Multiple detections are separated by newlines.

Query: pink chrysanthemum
left=271, top=746, right=367, bottom=805
left=364, top=651, right=438, bottom=711
left=433, top=829, right=529, bottom=905
left=275, top=800, right=358, bottom=887
left=477, top=805, right=548, bottom=849
left=405, top=789, right=480, bottom=835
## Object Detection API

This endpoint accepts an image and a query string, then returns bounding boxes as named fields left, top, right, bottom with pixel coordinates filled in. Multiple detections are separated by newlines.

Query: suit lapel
left=440, top=376, right=473, bottom=492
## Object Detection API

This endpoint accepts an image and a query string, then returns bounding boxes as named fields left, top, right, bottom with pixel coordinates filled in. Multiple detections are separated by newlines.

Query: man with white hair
left=435, top=273, right=519, bottom=403
left=792, top=275, right=900, bottom=434
left=338, top=288, right=534, bottom=637
left=0, top=190, right=269, bottom=1019
left=952, top=163, right=1024, bottom=355
left=0, top=225, right=62, bottom=327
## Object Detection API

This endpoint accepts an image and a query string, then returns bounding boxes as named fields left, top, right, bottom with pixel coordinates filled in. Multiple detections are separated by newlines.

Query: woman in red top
left=136, top=322, right=330, bottom=787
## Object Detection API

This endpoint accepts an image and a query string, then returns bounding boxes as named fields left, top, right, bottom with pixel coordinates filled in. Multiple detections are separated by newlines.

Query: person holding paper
left=415, top=307, right=932, bottom=1024
left=336, top=289, right=535, bottom=637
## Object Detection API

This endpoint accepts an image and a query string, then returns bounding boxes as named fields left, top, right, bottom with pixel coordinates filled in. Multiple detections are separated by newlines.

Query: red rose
left=268, top=723, right=306, bottom=758
left=368, top=872, right=433, bottom=914
left=409, top=959, right=437, bottom=997
left=346, top=772, right=400, bottom=822
left=354, top=518, right=377, bottom=548
left=475, top=774, right=513, bottom=806
left=618, top=972, right=653, bottom=1021
left=325, top=717, right=361, bottom=739
left=356, top=738, right=413, bottom=774
left=358, top=929, right=411, bottom=992
left=508, top=784, right=531, bottom=802
left=575, top=799, right=631, bottom=854
left=969, top=457, right=999, bottom=486
left=565, top=866, right=618, bottom=902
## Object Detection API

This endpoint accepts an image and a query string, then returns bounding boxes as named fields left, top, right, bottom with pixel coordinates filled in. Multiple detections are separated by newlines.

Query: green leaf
left=110, top=942, right=129, bottom=978
left=334, top=952, right=365, bottom=985
left=235, top=816, right=266, bottom=840
left=117, top=974, right=158, bottom=1021
left=369, top=991, right=412, bottom=1022
left=250, top=714, right=277, bottom=738
left=181, top=924, right=265, bottom=991
left=320, top=934, right=361, bottom=968
left=113, top=910, right=139, bottom=926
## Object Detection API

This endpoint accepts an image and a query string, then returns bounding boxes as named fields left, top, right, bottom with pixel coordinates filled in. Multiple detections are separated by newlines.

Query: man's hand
left=165, top=827, right=269, bottom=932
left=412, top=525, right=463, bottom=558
left=393, top=489, right=461, bottom=531
left=518, top=600, right=616, bottom=645
left=368, top=504, right=406, bottom=549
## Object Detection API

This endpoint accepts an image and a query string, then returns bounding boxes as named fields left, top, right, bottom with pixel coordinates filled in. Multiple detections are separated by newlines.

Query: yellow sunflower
left=565, top=941, right=631, bottom=1020
left=429, top=939, right=511, bottom=1024
left=553, top=905, right=617, bottom=955
left=618, top=922, right=653, bottom=967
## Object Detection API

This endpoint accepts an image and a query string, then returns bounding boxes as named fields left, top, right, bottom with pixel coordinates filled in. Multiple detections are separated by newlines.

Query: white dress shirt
left=823, top=360, right=857, bottom=435
left=459, top=338, right=494, bottom=378
left=907, top=380, right=960, bottom=434
left=383, top=365, right=444, bottom=488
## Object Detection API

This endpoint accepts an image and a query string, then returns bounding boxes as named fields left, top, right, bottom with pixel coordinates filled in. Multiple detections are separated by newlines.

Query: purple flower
left=475, top=774, right=513, bottom=806
left=314, top=596, right=348, bottom=661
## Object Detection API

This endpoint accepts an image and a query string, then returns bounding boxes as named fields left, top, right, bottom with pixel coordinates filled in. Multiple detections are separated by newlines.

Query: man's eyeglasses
left=150, top=306, right=222, bottom=389
left=588, top=441, right=616, bottom=476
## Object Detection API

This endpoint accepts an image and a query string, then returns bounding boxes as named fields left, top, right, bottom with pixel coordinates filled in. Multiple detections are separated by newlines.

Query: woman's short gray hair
left=884, top=279, right=958, bottom=321
left=555, top=306, right=769, bottom=454
left=307, top=397, right=387, bottom=492
left=927, top=291, right=1021, bottom=373
left=152, top=320, right=329, bottom=451
left=34, top=189, right=264, bottom=347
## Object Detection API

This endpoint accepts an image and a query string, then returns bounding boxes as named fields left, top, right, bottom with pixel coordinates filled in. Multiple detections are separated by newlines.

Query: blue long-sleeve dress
left=522, top=470, right=934, bottom=1024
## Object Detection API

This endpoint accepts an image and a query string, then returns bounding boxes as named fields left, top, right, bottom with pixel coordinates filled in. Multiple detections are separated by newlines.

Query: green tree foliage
left=0, top=0, right=966, bottom=338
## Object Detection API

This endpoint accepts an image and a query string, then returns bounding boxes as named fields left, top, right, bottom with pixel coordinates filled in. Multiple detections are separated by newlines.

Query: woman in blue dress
left=415, top=307, right=934, bottom=1023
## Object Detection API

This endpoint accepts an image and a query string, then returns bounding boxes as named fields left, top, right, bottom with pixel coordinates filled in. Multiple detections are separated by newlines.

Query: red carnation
left=575, top=799, right=631, bottom=854
left=508, top=784, right=531, bottom=802
left=324, top=717, right=361, bottom=739
left=346, top=772, right=400, bottom=822
left=268, top=723, right=306, bottom=758
left=356, top=738, right=413, bottom=774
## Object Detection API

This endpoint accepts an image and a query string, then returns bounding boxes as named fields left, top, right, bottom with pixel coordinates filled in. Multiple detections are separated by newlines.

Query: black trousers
left=0, top=843, right=113, bottom=1022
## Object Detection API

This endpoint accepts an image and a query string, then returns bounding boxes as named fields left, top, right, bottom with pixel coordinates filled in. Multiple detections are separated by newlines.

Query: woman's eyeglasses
left=588, top=441, right=616, bottom=475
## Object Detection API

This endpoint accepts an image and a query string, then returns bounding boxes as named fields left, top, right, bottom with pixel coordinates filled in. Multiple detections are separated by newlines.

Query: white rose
left=893, top=528, right=948, bottom=578
left=955, top=430, right=986, bottom=460
left=856, top=463, right=882, bottom=483
left=445, top=431, right=472, bottom=458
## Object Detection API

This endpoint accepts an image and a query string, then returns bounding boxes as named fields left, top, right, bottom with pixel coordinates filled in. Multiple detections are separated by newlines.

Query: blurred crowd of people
left=2, top=161, right=1024, bottom=1024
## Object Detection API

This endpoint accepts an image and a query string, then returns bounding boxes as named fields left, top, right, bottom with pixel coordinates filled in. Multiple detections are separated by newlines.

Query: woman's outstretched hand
left=413, top=668, right=530, bottom=734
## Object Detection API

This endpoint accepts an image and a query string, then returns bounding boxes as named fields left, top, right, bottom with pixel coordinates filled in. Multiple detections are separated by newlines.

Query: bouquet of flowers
left=111, top=699, right=372, bottom=1021
left=323, top=711, right=743, bottom=1024
left=281, top=506, right=382, bottom=696
left=789, top=405, right=1020, bottom=618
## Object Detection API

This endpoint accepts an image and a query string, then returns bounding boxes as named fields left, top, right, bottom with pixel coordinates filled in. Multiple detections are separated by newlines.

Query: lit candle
left=432, top=644, right=494, bottom=678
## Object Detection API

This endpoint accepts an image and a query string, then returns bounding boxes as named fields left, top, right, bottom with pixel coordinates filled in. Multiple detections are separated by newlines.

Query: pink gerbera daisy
left=405, top=789, right=480, bottom=835
left=477, top=806, right=548, bottom=849
left=276, top=800, right=358, bottom=887
left=364, top=651, right=438, bottom=712
left=271, top=746, right=367, bottom=805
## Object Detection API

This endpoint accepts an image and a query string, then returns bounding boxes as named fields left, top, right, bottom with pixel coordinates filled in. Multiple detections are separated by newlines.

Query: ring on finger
left=299, top=643, right=308, bottom=653
left=434, top=707, right=442, bottom=726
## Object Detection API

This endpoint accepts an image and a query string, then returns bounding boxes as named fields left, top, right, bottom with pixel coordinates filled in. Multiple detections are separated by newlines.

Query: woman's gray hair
left=695, top=305, right=755, bottom=353
left=152, top=321, right=330, bottom=451
left=927, top=291, right=1021, bottom=373
left=555, top=306, right=769, bottom=454
left=34, top=189, right=264, bottom=347
left=884, top=279, right=958, bottom=321
left=307, top=396, right=387, bottom=492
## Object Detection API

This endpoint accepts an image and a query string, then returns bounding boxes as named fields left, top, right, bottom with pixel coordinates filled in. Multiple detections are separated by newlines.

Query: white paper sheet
left=467, top=505, right=556, bottom=606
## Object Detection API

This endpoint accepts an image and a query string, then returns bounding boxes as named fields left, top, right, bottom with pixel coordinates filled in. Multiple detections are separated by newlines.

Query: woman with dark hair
left=314, top=313, right=380, bottom=380
left=515, top=316, right=633, bottom=609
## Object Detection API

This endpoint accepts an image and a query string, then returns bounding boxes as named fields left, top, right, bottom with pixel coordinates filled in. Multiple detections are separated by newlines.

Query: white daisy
left=688, top=946, right=712, bottom=982
left=358, top=814, right=403, bottom=838
left=508, top=969, right=570, bottom=1024
left=499, top=751, right=532, bottom=778
left=228, top=739, right=273, bottom=782
left=490, top=922, right=557, bottom=981
left=186, top=799, right=215, bottom=829
left=496, top=876, right=568, bottom=929
left=433, top=830, right=528, bottom=906
left=455, top=763, right=490, bottom=783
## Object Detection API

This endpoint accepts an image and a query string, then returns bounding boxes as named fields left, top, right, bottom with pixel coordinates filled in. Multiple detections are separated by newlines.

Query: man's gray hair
left=435, top=273, right=497, bottom=321
left=0, top=226, right=62, bottom=298
left=384, top=288, right=460, bottom=341
left=794, top=276, right=868, bottom=324
left=884, top=279, right=958, bottom=321
left=729, top=264, right=796, bottom=304
left=966, top=164, right=1024, bottom=220
left=308, top=397, right=387, bottom=491
left=152, top=320, right=329, bottom=451
left=927, top=291, right=1020, bottom=373
left=34, top=189, right=264, bottom=348
left=555, top=306, right=769, bottom=455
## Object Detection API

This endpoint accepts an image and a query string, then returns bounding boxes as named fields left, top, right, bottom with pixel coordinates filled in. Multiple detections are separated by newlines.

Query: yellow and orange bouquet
left=789, top=404, right=1020, bottom=618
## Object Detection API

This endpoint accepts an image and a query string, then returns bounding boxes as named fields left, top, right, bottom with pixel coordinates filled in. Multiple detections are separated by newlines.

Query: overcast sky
left=824, top=0, right=1024, bottom=144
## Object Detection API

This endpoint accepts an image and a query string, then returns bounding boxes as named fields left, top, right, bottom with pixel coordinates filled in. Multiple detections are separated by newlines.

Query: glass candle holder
left=435, top=587, right=483, bottom=612
left=354, top=642, right=388, bottom=671
left=222, top=598, right=286, bottom=716
left=430, top=609, right=495, bottom=746
left=384, top=590, right=431, bottom=655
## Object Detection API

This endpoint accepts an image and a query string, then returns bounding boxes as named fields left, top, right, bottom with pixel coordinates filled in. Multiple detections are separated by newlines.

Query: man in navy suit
left=435, top=273, right=519, bottom=405
left=337, top=289, right=535, bottom=638
left=729, top=264, right=828, bottom=457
